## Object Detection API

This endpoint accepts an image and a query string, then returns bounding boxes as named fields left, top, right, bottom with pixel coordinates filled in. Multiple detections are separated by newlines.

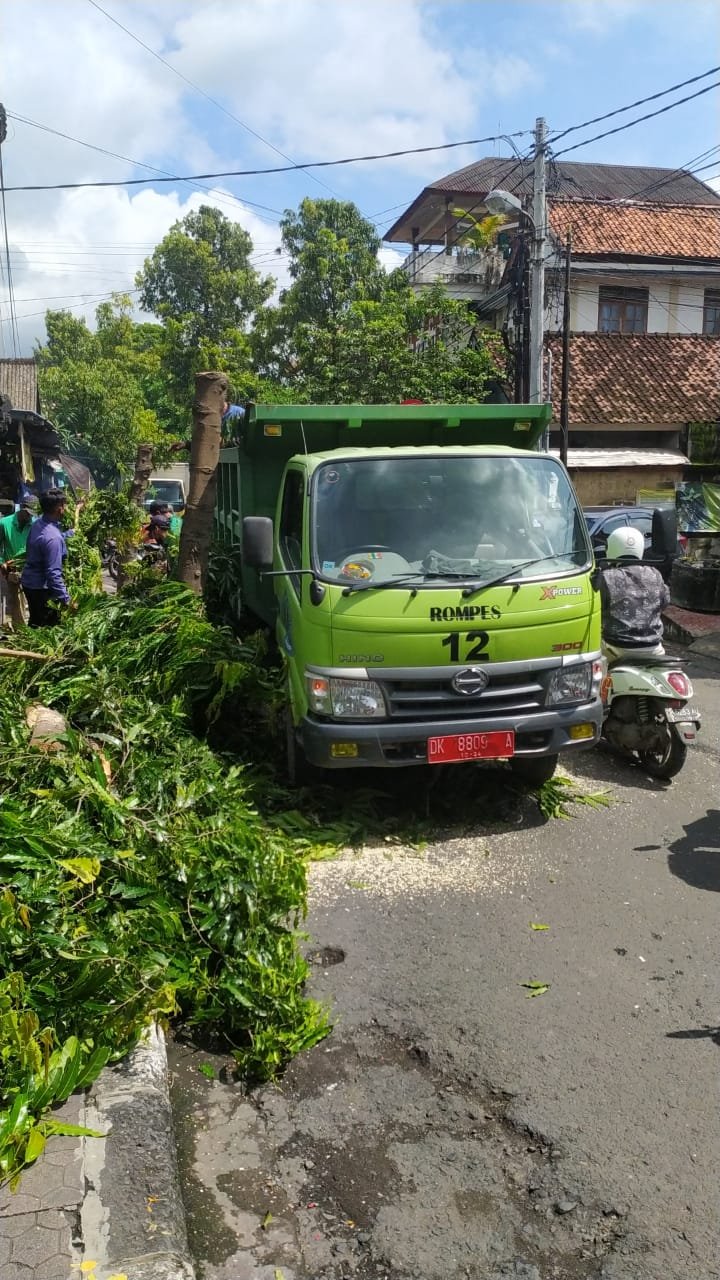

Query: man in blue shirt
left=221, top=399, right=244, bottom=445
left=20, top=488, right=72, bottom=627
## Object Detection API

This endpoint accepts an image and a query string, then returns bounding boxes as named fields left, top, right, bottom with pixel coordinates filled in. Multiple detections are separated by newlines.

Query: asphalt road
left=170, top=648, right=719, bottom=1280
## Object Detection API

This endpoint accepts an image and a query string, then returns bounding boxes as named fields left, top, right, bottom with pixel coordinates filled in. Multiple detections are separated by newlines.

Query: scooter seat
left=607, top=653, right=683, bottom=668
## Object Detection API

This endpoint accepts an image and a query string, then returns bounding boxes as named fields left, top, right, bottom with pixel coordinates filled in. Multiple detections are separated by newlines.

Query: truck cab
left=217, top=404, right=603, bottom=784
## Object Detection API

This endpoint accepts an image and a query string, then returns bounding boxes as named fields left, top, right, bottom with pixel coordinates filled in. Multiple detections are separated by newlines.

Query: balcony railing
left=402, top=246, right=505, bottom=295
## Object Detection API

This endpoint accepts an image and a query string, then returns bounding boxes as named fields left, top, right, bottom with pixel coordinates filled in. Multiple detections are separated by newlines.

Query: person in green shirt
left=0, top=496, right=38, bottom=630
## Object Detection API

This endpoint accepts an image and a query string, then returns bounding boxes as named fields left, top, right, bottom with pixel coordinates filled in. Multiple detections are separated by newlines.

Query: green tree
left=279, top=197, right=387, bottom=325
left=136, top=205, right=274, bottom=426
left=36, top=299, right=164, bottom=484
left=253, top=198, right=391, bottom=382
left=262, top=281, right=507, bottom=405
left=452, top=209, right=507, bottom=251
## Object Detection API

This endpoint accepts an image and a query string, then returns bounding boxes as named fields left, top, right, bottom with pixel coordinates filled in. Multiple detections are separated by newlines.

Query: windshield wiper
left=344, top=568, right=490, bottom=596
left=341, top=574, right=426, bottom=597
left=461, top=549, right=589, bottom=598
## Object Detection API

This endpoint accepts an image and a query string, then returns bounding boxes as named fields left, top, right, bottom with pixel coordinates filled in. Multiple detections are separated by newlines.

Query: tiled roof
left=427, top=158, right=720, bottom=205
left=0, top=358, right=40, bottom=413
left=384, top=157, right=720, bottom=245
left=549, top=201, right=720, bottom=260
left=545, top=333, right=720, bottom=424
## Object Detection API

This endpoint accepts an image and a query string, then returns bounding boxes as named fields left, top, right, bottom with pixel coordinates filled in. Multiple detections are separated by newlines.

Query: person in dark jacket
left=599, top=525, right=670, bottom=659
left=20, top=488, right=72, bottom=627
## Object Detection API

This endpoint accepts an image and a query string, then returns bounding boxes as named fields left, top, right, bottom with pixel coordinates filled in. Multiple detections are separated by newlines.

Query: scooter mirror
left=651, top=507, right=677, bottom=557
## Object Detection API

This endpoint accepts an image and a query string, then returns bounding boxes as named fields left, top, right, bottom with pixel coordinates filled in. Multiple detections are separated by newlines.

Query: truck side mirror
left=651, top=507, right=677, bottom=557
left=243, top=516, right=274, bottom=568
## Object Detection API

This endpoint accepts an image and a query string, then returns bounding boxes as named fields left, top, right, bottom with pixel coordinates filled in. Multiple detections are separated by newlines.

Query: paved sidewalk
left=0, top=1095, right=84, bottom=1280
left=0, top=1028, right=196, bottom=1280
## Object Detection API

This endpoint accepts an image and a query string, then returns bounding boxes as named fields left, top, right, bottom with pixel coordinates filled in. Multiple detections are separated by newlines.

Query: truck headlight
left=306, top=674, right=386, bottom=719
left=547, top=662, right=593, bottom=705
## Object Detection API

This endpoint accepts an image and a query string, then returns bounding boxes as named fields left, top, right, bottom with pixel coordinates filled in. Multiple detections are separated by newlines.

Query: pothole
left=307, top=945, right=346, bottom=966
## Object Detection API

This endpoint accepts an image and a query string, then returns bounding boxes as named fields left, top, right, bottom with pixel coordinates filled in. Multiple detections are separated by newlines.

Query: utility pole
left=529, top=116, right=547, bottom=406
left=559, top=228, right=572, bottom=467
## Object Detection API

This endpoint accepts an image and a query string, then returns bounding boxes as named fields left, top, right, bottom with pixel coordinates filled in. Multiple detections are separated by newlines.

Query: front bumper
left=299, top=700, right=603, bottom=769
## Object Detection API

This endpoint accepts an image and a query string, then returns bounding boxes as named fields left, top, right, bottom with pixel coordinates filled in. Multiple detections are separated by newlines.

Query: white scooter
left=601, top=655, right=700, bottom=778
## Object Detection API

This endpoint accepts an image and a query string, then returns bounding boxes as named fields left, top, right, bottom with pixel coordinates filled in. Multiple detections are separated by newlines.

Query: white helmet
left=606, top=526, right=645, bottom=561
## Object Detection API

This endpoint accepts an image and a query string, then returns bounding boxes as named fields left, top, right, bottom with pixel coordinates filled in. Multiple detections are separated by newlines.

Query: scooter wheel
left=637, top=729, right=687, bottom=780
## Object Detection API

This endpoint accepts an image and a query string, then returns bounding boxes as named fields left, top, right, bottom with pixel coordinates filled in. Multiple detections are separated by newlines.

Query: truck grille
left=381, top=670, right=546, bottom=721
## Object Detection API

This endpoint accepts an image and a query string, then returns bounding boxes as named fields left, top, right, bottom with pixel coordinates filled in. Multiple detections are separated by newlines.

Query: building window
left=598, top=286, right=648, bottom=334
left=703, top=290, right=720, bottom=336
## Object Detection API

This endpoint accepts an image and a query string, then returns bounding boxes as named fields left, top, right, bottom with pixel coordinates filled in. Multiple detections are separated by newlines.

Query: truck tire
left=284, top=705, right=317, bottom=787
left=509, top=754, right=558, bottom=785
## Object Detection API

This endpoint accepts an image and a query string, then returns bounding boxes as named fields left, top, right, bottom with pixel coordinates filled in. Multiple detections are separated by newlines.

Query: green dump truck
left=215, top=403, right=604, bottom=783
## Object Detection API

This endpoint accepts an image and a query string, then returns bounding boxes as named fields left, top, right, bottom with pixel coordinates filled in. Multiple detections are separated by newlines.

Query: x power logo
left=540, top=585, right=583, bottom=600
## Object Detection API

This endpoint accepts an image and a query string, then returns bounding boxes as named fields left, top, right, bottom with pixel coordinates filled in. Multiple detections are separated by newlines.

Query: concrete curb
left=662, top=605, right=720, bottom=650
left=81, top=1024, right=195, bottom=1280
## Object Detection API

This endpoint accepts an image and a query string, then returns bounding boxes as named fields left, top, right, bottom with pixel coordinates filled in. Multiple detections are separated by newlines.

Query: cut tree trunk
left=117, top=443, right=154, bottom=589
left=128, top=443, right=154, bottom=508
left=176, top=371, right=227, bottom=596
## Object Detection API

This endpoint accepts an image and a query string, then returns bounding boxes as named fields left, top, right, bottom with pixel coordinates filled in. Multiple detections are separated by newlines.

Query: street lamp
left=484, top=189, right=526, bottom=219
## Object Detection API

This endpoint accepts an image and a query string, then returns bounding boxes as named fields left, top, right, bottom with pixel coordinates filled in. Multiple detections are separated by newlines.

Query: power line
left=5, top=110, right=284, bottom=221
left=548, top=65, right=720, bottom=146
left=0, top=286, right=142, bottom=327
left=85, top=0, right=339, bottom=198
left=552, top=80, right=720, bottom=159
left=2, top=129, right=531, bottom=194
left=620, top=146, right=720, bottom=202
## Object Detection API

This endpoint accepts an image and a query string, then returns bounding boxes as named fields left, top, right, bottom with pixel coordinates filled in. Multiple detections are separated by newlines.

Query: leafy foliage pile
left=75, top=487, right=143, bottom=557
left=0, top=583, right=327, bottom=1182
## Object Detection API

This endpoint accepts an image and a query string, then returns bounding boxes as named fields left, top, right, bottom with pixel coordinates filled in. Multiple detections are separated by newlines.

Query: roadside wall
left=568, top=465, right=682, bottom=505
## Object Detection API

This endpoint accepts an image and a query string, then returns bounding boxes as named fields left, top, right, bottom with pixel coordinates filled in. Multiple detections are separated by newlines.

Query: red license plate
left=427, top=731, right=515, bottom=764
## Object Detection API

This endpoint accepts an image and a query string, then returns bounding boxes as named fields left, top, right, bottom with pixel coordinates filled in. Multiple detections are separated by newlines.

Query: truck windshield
left=313, top=455, right=590, bottom=585
left=143, top=481, right=184, bottom=511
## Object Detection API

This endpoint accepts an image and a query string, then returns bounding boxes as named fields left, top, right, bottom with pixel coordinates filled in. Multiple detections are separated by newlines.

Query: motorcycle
left=601, top=654, right=701, bottom=778
left=101, top=538, right=120, bottom=581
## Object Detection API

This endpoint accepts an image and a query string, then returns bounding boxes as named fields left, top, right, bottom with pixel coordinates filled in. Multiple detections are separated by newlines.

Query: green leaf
left=40, top=1120, right=105, bottom=1138
left=58, top=858, right=101, bottom=885
left=24, top=1127, right=46, bottom=1163
left=521, top=982, right=550, bottom=998
left=530, top=923, right=549, bottom=931
left=198, top=1064, right=216, bottom=1081
left=261, top=1210, right=273, bottom=1229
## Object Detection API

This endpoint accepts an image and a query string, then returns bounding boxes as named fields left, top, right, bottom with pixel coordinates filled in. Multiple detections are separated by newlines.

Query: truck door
left=277, top=468, right=305, bottom=666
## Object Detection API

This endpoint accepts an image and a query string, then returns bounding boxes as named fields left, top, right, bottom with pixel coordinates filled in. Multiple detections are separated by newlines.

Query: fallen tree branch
left=0, top=647, right=52, bottom=660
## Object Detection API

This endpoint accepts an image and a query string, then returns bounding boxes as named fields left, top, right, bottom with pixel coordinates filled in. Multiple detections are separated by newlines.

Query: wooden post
left=176, top=371, right=227, bottom=595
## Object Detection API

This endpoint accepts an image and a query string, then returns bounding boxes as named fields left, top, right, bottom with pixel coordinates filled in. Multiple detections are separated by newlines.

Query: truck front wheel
left=510, top=755, right=558, bottom=785
left=284, top=705, right=317, bottom=786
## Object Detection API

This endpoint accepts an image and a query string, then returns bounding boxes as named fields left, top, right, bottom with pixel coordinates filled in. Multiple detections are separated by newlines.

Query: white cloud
left=0, top=0, right=539, bottom=353
left=171, top=0, right=536, bottom=172
left=8, top=185, right=283, bottom=355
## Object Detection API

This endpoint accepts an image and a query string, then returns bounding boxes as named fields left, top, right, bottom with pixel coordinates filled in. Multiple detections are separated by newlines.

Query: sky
left=1, top=0, right=719, bottom=355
